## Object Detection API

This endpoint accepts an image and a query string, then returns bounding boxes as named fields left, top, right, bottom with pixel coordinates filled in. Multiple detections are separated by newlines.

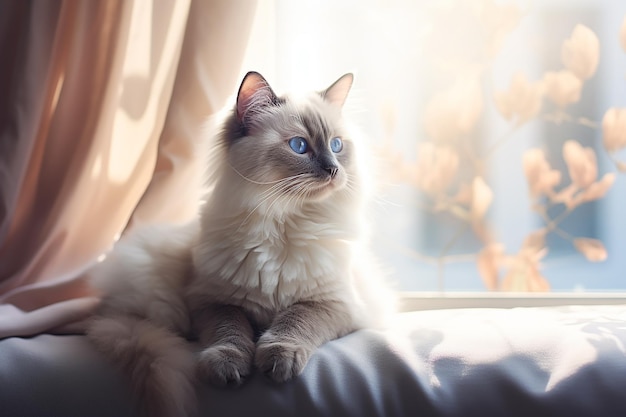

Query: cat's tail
left=87, top=315, right=196, bottom=417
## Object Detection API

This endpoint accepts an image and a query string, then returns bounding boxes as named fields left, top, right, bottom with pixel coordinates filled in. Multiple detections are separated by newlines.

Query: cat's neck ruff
left=193, top=172, right=359, bottom=311
left=206, top=167, right=360, bottom=240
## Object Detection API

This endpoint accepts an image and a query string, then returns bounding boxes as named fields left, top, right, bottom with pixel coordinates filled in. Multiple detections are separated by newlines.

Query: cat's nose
left=325, top=165, right=339, bottom=178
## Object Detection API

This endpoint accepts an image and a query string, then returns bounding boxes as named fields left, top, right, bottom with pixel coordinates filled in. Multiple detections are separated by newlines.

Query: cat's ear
left=236, top=71, right=278, bottom=126
left=321, top=73, right=353, bottom=108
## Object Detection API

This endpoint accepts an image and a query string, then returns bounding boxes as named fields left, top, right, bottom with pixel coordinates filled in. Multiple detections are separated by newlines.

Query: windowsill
left=398, top=291, right=626, bottom=311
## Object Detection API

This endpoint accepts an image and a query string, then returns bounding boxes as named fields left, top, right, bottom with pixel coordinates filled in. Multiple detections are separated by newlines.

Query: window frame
left=399, top=292, right=626, bottom=311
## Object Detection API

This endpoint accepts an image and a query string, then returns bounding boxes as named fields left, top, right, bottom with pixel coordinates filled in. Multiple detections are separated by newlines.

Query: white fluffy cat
left=87, top=72, right=394, bottom=417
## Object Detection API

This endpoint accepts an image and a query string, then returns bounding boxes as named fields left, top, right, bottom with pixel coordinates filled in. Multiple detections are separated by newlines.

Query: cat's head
left=220, top=72, right=357, bottom=209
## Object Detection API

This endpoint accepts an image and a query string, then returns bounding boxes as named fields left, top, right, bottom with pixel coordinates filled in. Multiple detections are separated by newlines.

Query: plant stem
left=485, top=125, right=518, bottom=159
left=537, top=205, right=574, bottom=241
left=437, top=223, right=471, bottom=291
left=542, top=112, right=599, bottom=129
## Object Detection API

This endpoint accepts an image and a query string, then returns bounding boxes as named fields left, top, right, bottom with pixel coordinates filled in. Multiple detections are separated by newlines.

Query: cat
left=86, top=71, right=395, bottom=417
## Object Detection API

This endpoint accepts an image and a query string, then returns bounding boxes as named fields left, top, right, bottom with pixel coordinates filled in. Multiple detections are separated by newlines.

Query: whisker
left=259, top=181, right=291, bottom=199
left=261, top=189, right=289, bottom=232
left=293, top=181, right=312, bottom=209
left=284, top=180, right=311, bottom=211
left=228, top=163, right=305, bottom=185
left=265, top=180, right=301, bottom=219
left=233, top=170, right=327, bottom=234
left=262, top=176, right=315, bottom=228
left=259, top=173, right=308, bottom=198
left=235, top=173, right=313, bottom=232
left=235, top=181, right=293, bottom=233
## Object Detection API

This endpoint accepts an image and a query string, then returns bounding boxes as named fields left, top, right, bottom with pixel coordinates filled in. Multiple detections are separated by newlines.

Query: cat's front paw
left=197, top=343, right=253, bottom=387
left=254, top=334, right=312, bottom=383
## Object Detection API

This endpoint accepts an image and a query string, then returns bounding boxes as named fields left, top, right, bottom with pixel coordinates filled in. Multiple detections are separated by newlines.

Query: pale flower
left=522, top=149, right=561, bottom=198
left=469, top=176, right=494, bottom=242
left=470, top=176, right=493, bottom=222
left=551, top=184, right=577, bottom=208
left=579, top=173, right=616, bottom=203
left=573, top=238, right=608, bottom=262
left=477, top=243, right=505, bottom=291
left=602, top=108, right=626, bottom=152
left=501, top=246, right=549, bottom=292
left=562, top=140, right=597, bottom=188
left=494, top=72, right=543, bottom=126
left=424, top=78, right=483, bottom=142
left=414, top=143, right=459, bottom=195
left=522, top=229, right=547, bottom=252
left=553, top=142, right=615, bottom=208
left=478, top=1, right=522, bottom=57
left=423, top=95, right=458, bottom=142
left=501, top=254, right=550, bottom=292
left=453, top=183, right=473, bottom=206
left=477, top=238, right=550, bottom=292
left=561, top=24, right=600, bottom=80
left=543, top=70, right=582, bottom=108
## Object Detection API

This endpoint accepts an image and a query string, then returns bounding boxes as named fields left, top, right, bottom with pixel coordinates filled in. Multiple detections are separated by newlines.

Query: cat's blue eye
left=288, top=137, right=308, bottom=154
left=330, top=137, right=343, bottom=153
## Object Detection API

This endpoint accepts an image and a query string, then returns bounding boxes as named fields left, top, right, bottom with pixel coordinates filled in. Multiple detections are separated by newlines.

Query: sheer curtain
left=0, top=0, right=257, bottom=338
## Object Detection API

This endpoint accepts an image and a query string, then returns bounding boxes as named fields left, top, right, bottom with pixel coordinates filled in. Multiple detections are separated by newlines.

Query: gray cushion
left=2, top=305, right=626, bottom=417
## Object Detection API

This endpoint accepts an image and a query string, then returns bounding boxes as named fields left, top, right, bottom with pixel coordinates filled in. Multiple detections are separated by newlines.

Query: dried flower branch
left=602, top=108, right=626, bottom=152
left=543, top=70, right=582, bottom=108
left=561, top=24, right=600, bottom=81
left=476, top=233, right=550, bottom=292
left=423, top=77, right=483, bottom=143
left=470, top=177, right=493, bottom=241
left=413, top=143, right=460, bottom=196
left=563, top=140, right=597, bottom=188
left=478, top=1, right=522, bottom=58
left=522, top=149, right=562, bottom=199
left=500, top=247, right=550, bottom=292
left=559, top=141, right=615, bottom=208
left=494, top=72, right=544, bottom=126
left=377, top=1, right=625, bottom=292
left=523, top=141, right=615, bottom=211
left=477, top=243, right=505, bottom=290
left=573, top=238, right=608, bottom=262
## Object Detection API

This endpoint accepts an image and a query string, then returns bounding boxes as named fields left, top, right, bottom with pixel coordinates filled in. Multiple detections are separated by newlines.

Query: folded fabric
left=1, top=305, right=625, bottom=417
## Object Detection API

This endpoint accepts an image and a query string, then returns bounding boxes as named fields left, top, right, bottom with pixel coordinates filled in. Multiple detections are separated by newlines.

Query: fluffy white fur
left=87, top=72, right=394, bottom=417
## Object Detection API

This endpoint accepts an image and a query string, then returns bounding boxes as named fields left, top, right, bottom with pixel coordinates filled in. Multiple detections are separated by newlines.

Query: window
left=241, top=0, right=626, bottom=299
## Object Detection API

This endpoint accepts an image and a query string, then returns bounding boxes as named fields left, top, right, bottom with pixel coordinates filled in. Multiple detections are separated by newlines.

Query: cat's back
left=90, top=221, right=199, bottom=332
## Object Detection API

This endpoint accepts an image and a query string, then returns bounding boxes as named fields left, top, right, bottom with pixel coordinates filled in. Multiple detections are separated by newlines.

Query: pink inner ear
left=236, top=72, right=272, bottom=123
left=324, top=73, right=354, bottom=108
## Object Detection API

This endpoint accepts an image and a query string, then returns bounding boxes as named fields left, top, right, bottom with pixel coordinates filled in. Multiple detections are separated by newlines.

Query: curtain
left=0, top=0, right=258, bottom=338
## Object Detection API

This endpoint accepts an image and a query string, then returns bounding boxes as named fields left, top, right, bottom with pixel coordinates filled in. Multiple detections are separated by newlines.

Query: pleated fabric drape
left=0, top=0, right=258, bottom=338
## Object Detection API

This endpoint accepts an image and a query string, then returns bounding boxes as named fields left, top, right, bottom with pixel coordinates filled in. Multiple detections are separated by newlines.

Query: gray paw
left=197, top=344, right=253, bottom=387
left=254, top=335, right=312, bottom=383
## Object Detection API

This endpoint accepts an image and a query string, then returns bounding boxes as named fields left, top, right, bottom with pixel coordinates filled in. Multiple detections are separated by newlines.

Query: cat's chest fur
left=191, top=205, right=354, bottom=322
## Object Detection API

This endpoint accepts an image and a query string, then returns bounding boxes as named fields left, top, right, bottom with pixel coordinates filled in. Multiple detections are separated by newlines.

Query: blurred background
left=238, top=0, right=626, bottom=293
